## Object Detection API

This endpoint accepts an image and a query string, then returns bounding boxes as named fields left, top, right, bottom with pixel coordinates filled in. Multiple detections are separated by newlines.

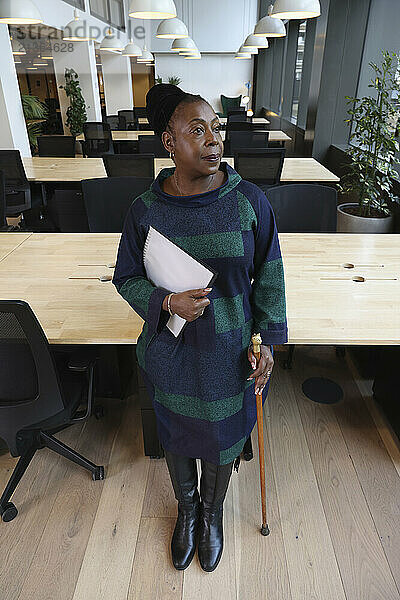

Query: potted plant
left=60, top=67, right=87, bottom=138
left=168, top=76, right=181, bottom=86
left=21, top=94, right=48, bottom=153
left=338, top=50, right=400, bottom=233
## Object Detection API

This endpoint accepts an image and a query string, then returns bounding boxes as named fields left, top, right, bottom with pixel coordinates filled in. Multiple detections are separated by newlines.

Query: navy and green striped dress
left=113, top=163, right=288, bottom=465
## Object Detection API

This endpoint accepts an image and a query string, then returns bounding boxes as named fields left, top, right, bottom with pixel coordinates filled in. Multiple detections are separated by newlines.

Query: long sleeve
left=113, top=200, right=171, bottom=340
left=251, top=193, right=288, bottom=345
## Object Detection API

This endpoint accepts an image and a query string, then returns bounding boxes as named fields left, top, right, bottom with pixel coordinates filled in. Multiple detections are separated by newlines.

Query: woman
left=113, top=84, right=288, bottom=573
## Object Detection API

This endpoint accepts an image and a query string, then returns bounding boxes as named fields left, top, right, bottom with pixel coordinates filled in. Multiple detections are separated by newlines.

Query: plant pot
left=337, top=203, right=394, bottom=233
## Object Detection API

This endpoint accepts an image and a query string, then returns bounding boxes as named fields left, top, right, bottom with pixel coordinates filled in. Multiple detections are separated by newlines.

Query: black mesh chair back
left=102, top=154, right=155, bottom=178
left=226, top=107, right=245, bottom=116
left=266, top=184, right=337, bottom=232
left=228, top=131, right=270, bottom=155
left=0, top=301, right=65, bottom=456
left=138, top=135, right=169, bottom=158
left=133, top=106, right=147, bottom=118
left=105, top=115, right=126, bottom=130
left=82, top=122, right=114, bottom=157
left=37, top=135, right=76, bottom=158
left=227, top=113, right=249, bottom=123
left=82, top=176, right=153, bottom=232
left=0, top=150, right=31, bottom=216
left=47, top=189, right=89, bottom=232
left=118, top=110, right=138, bottom=130
left=0, top=170, right=5, bottom=227
left=234, top=148, right=285, bottom=186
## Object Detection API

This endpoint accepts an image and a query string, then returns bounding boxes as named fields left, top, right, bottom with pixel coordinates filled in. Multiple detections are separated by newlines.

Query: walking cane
left=251, top=333, right=270, bottom=536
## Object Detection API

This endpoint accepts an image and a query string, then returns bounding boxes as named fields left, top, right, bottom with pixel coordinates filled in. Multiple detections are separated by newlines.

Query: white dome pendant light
left=129, top=0, right=176, bottom=19
left=63, top=8, right=97, bottom=41
left=184, top=52, right=201, bottom=60
left=0, top=0, right=43, bottom=24
left=243, top=34, right=268, bottom=49
left=171, top=37, right=196, bottom=52
left=122, top=39, right=142, bottom=56
left=271, top=0, right=320, bottom=20
left=100, top=28, right=124, bottom=52
left=254, top=5, right=286, bottom=37
left=156, top=17, right=188, bottom=38
left=137, top=45, right=154, bottom=62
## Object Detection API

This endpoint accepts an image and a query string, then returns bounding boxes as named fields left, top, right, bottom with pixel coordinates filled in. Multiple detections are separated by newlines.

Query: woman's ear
left=162, top=131, right=174, bottom=156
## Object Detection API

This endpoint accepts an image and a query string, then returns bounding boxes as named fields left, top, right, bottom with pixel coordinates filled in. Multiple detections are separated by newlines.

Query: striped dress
left=113, top=163, right=288, bottom=465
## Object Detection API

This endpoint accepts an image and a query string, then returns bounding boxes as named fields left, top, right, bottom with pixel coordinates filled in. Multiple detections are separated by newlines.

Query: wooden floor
left=1, top=346, right=399, bottom=600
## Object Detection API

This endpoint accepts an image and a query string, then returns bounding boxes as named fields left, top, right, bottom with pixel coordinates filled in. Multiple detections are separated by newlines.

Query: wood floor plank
left=142, top=458, right=177, bottom=518
left=293, top=346, right=398, bottom=600
left=0, top=423, right=84, bottom=600
left=17, top=399, right=122, bottom=600
left=72, top=396, right=149, bottom=600
left=329, top=356, right=400, bottom=593
left=127, top=517, right=182, bottom=600
left=267, top=360, right=347, bottom=600
left=182, top=483, right=237, bottom=600
left=233, top=423, right=292, bottom=600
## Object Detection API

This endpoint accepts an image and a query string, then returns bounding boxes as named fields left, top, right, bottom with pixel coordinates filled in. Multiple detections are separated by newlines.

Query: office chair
left=0, top=300, right=104, bottom=522
left=133, top=106, right=147, bottom=118
left=118, top=110, right=138, bottom=130
left=82, top=176, right=153, bottom=232
left=46, top=189, right=89, bottom=232
left=105, top=115, right=127, bottom=131
left=267, top=183, right=337, bottom=369
left=37, top=135, right=76, bottom=158
left=0, top=150, right=34, bottom=217
left=217, top=95, right=242, bottom=117
left=234, top=148, right=285, bottom=187
left=227, top=113, right=249, bottom=123
left=82, top=122, right=114, bottom=158
left=228, top=131, right=270, bottom=156
left=138, top=135, right=169, bottom=158
left=0, top=170, right=19, bottom=231
left=102, top=154, right=155, bottom=178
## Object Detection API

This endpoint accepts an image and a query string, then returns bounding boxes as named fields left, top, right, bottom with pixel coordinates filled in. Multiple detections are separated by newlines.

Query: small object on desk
left=78, top=263, right=116, bottom=268
left=69, top=275, right=112, bottom=282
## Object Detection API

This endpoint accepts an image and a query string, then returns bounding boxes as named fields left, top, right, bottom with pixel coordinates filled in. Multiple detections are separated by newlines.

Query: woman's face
left=163, top=100, right=224, bottom=177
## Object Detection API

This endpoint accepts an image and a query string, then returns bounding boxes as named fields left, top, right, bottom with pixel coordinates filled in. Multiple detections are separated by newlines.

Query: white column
left=101, top=52, right=133, bottom=115
left=0, top=25, right=31, bottom=156
left=52, top=39, right=102, bottom=133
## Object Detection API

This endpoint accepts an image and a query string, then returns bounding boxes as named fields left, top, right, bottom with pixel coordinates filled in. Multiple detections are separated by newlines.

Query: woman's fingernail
left=247, top=377, right=252, bottom=381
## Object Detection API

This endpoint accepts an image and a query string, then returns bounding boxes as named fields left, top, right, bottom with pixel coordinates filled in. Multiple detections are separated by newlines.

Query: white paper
left=143, top=226, right=215, bottom=337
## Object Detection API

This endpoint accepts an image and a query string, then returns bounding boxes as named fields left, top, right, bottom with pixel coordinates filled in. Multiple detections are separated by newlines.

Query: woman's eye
left=194, top=127, right=204, bottom=134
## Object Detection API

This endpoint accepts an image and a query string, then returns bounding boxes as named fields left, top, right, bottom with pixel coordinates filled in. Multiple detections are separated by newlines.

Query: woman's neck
left=169, top=167, right=225, bottom=196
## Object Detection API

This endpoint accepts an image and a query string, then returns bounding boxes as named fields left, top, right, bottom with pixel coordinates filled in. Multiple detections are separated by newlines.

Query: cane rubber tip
left=261, top=524, right=270, bottom=536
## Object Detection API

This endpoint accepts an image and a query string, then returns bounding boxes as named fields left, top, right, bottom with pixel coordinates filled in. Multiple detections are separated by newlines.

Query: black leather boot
left=164, top=450, right=200, bottom=570
left=198, top=459, right=234, bottom=572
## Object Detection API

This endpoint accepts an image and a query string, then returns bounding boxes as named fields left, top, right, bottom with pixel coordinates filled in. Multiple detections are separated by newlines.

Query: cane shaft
left=254, top=348, right=267, bottom=528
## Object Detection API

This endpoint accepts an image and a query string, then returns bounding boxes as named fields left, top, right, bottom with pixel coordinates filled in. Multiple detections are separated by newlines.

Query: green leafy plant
left=340, top=51, right=400, bottom=217
left=155, top=76, right=163, bottom=84
left=60, top=68, right=87, bottom=137
left=21, top=94, right=48, bottom=151
left=168, top=76, right=181, bottom=86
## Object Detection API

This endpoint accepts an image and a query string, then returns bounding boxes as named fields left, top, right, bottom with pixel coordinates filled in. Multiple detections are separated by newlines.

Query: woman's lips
left=202, top=154, right=220, bottom=162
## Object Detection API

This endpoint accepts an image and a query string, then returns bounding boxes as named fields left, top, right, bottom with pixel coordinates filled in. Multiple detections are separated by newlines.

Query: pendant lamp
left=100, top=28, right=124, bottom=52
left=254, top=5, right=286, bottom=37
left=243, top=34, right=268, bottom=49
left=63, top=9, right=97, bottom=41
left=129, top=0, right=176, bottom=19
left=235, top=51, right=251, bottom=59
left=122, top=39, right=142, bottom=56
left=171, top=37, right=196, bottom=52
left=137, top=45, right=154, bottom=62
left=184, top=51, right=201, bottom=60
left=0, top=0, right=43, bottom=24
left=156, top=17, right=188, bottom=38
left=11, top=37, right=26, bottom=55
left=271, top=0, right=320, bottom=19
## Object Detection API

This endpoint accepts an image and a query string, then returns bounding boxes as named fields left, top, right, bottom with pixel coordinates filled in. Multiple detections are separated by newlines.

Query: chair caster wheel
left=92, top=466, right=105, bottom=480
left=94, top=405, right=105, bottom=420
left=1, top=502, right=18, bottom=522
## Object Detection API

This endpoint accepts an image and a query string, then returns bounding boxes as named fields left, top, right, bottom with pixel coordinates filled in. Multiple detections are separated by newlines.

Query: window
left=89, top=0, right=125, bottom=30
left=63, top=0, right=85, bottom=8
left=291, top=21, right=307, bottom=123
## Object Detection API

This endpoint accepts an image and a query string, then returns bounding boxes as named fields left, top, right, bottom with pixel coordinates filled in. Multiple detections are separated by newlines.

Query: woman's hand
left=247, top=344, right=274, bottom=395
left=163, top=288, right=212, bottom=322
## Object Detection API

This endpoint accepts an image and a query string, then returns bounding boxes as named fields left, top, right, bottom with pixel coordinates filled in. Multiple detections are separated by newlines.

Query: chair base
left=0, top=430, right=105, bottom=522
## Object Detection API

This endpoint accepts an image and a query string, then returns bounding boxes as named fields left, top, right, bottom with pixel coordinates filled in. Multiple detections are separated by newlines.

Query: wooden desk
left=76, top=129, right=290, bottom=143
left=0, top=233, right=398, bottom=345
left=22, top=157, right=339, bottom=183
left=0, top=233, right=32, bottom=262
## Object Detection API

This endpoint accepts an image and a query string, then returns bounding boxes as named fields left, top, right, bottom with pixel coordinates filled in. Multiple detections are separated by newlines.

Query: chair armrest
left=68, top=349, right=97, bottom=372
